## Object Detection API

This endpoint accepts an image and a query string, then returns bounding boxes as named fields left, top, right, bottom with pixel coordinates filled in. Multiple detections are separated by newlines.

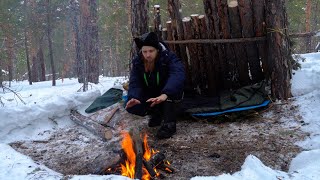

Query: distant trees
left=287, top=0, right=320, bottom=53
left=0, top=0, right=318, bottom=86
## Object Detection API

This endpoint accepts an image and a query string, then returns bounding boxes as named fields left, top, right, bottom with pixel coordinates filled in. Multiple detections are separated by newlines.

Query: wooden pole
left=238, top=0, right=264, bottom=83
left=182, top=17, right=193, bottom=89
left=216, top=0, right=236, bottom=89
left=153, top=5, right=162, bottom=40
left=199, top=15, right=217, bottom=96
left=252, top=0, right=269, bottom=80
left=228, top=3, right=250, bottom=87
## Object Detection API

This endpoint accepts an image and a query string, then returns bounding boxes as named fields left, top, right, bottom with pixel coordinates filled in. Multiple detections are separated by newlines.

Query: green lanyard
left=144, top=71, right=159, bottom=87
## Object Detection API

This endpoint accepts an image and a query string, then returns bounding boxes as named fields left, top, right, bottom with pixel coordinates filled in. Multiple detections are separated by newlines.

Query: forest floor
left=10, top=99, right=308, bottom=180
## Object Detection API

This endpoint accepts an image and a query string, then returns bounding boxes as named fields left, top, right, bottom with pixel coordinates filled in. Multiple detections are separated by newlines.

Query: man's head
left=134, top=32, right=160, bottom=62
left=134, top=32, right=160, bottom=50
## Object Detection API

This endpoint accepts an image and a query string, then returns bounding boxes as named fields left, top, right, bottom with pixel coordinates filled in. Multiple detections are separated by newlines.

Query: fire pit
left=102, top=129, right=174, bottom=179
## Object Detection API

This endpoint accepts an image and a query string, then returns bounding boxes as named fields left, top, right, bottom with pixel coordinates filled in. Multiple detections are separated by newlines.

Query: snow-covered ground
left=1, top=53, right=320, bottom=180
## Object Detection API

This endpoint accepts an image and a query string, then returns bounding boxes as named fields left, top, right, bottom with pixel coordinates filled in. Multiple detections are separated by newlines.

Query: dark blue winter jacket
left=128, top=43, right=185, bottom=103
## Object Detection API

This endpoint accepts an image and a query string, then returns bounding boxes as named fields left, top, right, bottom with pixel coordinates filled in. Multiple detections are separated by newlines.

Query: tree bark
left=80, top=0, right=90, bottom=91
left=265, top=0, right=292, bottom=100
left=5, top=30, right=14, bottom=86
left=203, top=0, right=223, bottom=93
left=46, top=0, right=56, bottom=86
left=31, top=56, right=38, bottom=82
left=70, top=110, right=113, bottom=141
left=38, top=41, right=46, bottom=81
left=216, top=0, right=236, bottom=89
left=305, top=0, right=312, bottom=53
left=0, top=58, right=2, bottom=87
left=238, top=0, right=264, bottom=83
left=70, top=0, right=84, bottom=83
left=252, top=0, right=268, bottom=80
left=87, top=0, right=99, bottom=84
left=228, top=4, right=250, bottom=87
left=130, top=0, right=149, bottom=65
left=24, top=0, right=32, bottom=85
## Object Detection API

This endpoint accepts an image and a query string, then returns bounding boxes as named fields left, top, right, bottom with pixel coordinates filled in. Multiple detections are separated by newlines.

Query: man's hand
left=146, top=94, right=168, bottom=107
left=125, top=98, right=141, bottom=109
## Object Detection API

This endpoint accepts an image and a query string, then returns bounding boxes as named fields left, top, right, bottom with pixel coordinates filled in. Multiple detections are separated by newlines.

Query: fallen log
left=70, top=110, right=113, bottom=141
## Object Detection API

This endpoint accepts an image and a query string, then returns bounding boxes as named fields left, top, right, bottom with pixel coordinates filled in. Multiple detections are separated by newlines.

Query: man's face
left=141, top=46, right=158, bottom=63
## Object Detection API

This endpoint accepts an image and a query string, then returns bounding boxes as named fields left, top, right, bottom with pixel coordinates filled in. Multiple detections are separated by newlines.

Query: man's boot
left=148, top=105, right=162, bottom=127
left=156, top=101, right=178, bottom=139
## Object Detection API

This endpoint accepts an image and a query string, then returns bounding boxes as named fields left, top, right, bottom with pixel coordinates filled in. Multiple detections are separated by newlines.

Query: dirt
left=10, top=100, right=308, bottom=180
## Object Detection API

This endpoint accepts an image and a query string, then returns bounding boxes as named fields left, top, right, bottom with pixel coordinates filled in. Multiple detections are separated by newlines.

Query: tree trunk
left=70, top=0, right=84, bottom=83
left=46, top=0, right=56, bottom=86
left=305, top=0, right=312, bottom=53
left=266, top=0, right=292, bottom=100
left=5, top=30, right=14, bottom=86
left=130, top=0, right=149, bottom=66
left=115, top=21, right=120, bottom=76
left=31, top=56, right=38, bottom=82
left=87, top=0, right=99, bottom=83
left=38, top=43, right=46, bottom=81
left=80, top=0, right=90, bottom=91
left=24, top=0, right=32, bottom=85
left=0, top=58, right=3, bottom=87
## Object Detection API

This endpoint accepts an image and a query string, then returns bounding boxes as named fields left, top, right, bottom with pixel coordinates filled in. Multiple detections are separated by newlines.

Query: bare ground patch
left=10, top=100, right=308, bottom=179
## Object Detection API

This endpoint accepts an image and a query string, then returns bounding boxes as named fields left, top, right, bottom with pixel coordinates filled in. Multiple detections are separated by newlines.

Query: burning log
left=158, top=161, right=175, bottom=174
left=148, top=152, right=165, bottom=168
left=129, top=128, right=143, bottom=180
left=143, top=159, right=157, bottom=178
left=105, top=130, right=175, bottom=179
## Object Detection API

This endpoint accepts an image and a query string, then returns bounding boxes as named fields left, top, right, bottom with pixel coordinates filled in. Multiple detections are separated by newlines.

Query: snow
left=1, top=53, right=320, bottom=180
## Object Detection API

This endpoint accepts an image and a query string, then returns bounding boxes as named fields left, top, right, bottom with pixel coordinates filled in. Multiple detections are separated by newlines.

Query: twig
left=1, top=86, right=26, bottom=105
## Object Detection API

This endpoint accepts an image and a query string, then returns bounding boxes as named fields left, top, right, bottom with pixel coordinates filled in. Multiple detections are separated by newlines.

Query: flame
left=143, top=134, right=159, bottom=161
left=120, top=132, right=164, bottom=179
left=120, top=132, right=135, bottom=178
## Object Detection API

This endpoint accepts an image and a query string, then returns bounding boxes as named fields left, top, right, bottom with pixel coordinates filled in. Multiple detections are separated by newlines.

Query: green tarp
left=85, top=88, right=123, bottom=113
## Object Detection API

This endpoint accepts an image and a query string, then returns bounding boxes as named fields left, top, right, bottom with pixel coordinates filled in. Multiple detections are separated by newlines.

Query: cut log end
left=228, top=0, right=238, bottom=8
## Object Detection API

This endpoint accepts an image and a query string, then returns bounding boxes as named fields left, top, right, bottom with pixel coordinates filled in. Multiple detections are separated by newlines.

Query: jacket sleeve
left=128, top=57, right=143, bottom=101
left=161, top=52, right=185, bottom=99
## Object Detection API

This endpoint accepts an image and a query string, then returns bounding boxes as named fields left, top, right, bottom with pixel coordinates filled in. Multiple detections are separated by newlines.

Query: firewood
left=70, top=110, right=112, bottom=141
left=143, top=159, right=157, bottom=178
left=100, top=106, right=119, bottom=126
left=149, top=152, right=165, bottom=168
left=129, top=128, right=143, bottom=180
left=158, top=163, right=175, bottom=174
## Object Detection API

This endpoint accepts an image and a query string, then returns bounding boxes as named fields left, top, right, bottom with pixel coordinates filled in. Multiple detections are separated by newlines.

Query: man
left=125, top=32, right=185, bottom=139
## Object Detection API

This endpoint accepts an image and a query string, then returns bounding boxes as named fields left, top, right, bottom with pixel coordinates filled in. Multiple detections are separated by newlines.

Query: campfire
left=104, top=129, right=174, bottom=179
